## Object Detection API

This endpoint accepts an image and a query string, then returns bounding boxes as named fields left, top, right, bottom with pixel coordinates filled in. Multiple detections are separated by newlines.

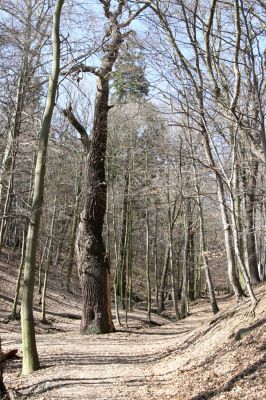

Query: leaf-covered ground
left=1, top=250, right=265, bottom=399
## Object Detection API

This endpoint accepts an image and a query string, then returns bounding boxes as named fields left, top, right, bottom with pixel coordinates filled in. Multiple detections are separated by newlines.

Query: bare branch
left=205, top=0, right=220, bottom=96
left=63, top=105, right=91, bottom=152
left=99, top=0, right=111, bottom=18
left=119, top=2, right=150, bottom=28
left=230, top=0, right=241, bottom=113
left=114, top=0, right=125, bottom=18
left=62, top=63, right=101, bottom=77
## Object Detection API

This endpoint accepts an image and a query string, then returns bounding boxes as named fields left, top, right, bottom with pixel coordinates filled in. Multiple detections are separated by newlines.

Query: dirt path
left=2, top=302, right=215, bottom=400
left=1, top=253, right=265, bottom=400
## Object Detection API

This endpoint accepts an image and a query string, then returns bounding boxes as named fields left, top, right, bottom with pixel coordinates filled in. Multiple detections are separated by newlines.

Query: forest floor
left=0, top=249, right=266, bottom=400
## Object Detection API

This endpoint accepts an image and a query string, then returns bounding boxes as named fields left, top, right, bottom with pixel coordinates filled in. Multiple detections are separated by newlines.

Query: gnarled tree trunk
left=76, top=75, right=115, bottom=334
left=72, top=0, right=149, bottom=334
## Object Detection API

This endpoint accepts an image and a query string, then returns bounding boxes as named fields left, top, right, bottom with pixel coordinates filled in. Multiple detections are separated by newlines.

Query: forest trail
left=1, top=253, right=266, bottom=400
left=2, top=299, right=211, bottom=399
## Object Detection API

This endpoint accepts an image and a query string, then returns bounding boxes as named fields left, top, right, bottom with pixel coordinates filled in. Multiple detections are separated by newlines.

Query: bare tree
left=65, top=0, right=149, bottom=334
left=21, top=0, right=64, bottom=375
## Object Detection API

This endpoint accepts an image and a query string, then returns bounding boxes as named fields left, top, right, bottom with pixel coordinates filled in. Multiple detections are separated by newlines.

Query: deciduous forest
left=0, top=1, right=265, bottom=399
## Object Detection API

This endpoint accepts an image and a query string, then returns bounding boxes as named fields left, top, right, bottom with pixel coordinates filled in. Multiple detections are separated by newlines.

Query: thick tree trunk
left=75, top=8, right=127, bottom=333
left=76, top=210, right=114, bottom=333
left=68, top=0, right=148, bottom=334
left=76, top=76, right=114, bottom=334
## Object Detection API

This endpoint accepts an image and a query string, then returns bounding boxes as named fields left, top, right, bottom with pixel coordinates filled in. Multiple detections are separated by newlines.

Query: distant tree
left=0, top=0, right=49, bottom=252
left=112, top=38, right=149, bottom=102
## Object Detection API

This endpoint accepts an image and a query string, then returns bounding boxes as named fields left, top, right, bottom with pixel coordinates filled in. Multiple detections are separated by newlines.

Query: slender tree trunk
left=166, top=167, right=180, bottom=319
left=180, top=200, right=191, bottom=319
left=0, top=43, right=33, bottom=253
left=190, top=139, right=219, bottom=313
left=169, top=226, right=180, bottom=319
left=21, top=0, right=64, bottom=375
left=244, top=163, right=260, bottom=283
left=66, top=169, right=82, bottom=291
left=188, top=225, right=195, bottom=301
left=145, top=208, right=151, bottom=322
left=0, top=73, right=23, bottom=213
left=202, top=135, right=244, bottom=299
left=111, top=182, right=121, bottom=326
left=227, top=135, right=257, bottom=305
left=118, top=159, right=130, bottom=309
left=12, top=229, right=26, bottom=320
left=41, top=193, right=57, bottom=322
left=127, top=208, right=133, bottom=311
left=154, top=207, right=159, bottom=308
left=229, top=190, right=257, bottom=305
left=232, top=160, right=245, bottom=287
left=158, top=245, right=170, bottom=312
left=37, top=237, right=48, bottom=296
left=198, top=204, right=219, bottom=313
left=125, top=170, right=133, bottom=323
left=0, top=142, right=18, bottom=252
left=123, top=206, right=129, bottom=328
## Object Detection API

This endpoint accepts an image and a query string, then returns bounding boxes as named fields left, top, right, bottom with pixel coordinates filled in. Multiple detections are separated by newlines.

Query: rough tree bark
left=72, top=1, right=149, bottom=334
left=76, top=70, right=115, bottom=333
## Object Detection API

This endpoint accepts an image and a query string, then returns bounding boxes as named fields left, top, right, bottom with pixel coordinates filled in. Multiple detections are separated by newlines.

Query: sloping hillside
left=0, top=250, right=265, bottom=400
